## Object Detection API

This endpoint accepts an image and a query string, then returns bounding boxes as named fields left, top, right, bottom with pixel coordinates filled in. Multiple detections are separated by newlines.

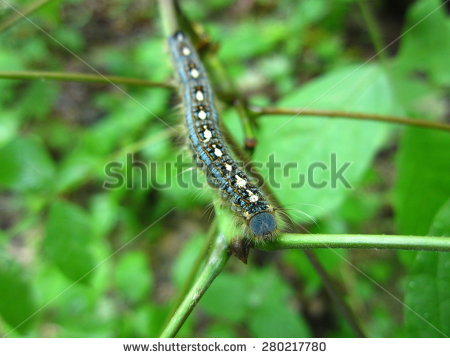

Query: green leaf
left=172, top=234, right=206, bottom=288
left=219, top=21, right=287, bottom=63
left=200, top=273, right=248, bottom=324
left=0, top=110, right=19, bottom=146
left=0, top=256, right=36, bottom=333
left=115, top=251, right=153, bottom=303
left=201, top=266, right=311, bottom=337
left=18, top=81, right=58, bottom=121
left=284, top=249, right=347, bottom=297
left=394, top=127, right=450, bottom=235
left=395, top=0, right=450, bottom=86
left=404, top=200, right=450, bottom=337
left=246, top=267, right=311, bottom=337
left=43, top=201, right=96, bottom=283
left=0, top=136, right=55, bottom=192
left=254, top=64, right=395, bottom=220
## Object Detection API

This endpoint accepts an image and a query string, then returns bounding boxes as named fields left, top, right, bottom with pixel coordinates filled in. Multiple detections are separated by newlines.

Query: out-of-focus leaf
left=284, top=249, right=347, bottom=297
left=201, top=273, right=248, bottom=324
left=246, top=267, right=311, bottom=338
left=43, top=201, right=96, bottom=283
left=115, top=251, right=153, bottom=303
left=394, top=128, right=450, bottom=235
left=0, top=110, right=19, bottom=146
left=119, top=304, right=168, bottom=338
left=0, top=136, right=55, bottom=192
left=396, top=0, right=450, bottom=86
left=254, top=64, right=395, bottom=220
left=172, top=234, right=206, bottom=288
left=90, top=194, right=119, bottom=237
left=219, top=21, right=287, bottom=63
left=0, top=256, right=36, bottom=333
left=201, top=266, right=311, bottom=337
left=404, top=200, right=450, bottom=337
left=18, top=81, right=59, bottom=121
left=133, top=39, right=172, bottom=81
left=203, top=322, right=237, bottom=338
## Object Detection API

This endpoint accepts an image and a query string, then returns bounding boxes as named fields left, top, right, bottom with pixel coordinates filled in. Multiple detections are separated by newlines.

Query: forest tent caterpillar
left=168, top=31, right=277, bottom=239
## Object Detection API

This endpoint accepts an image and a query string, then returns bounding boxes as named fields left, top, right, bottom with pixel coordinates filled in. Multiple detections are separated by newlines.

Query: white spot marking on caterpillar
left=190, top=68, right=200, bottom=78
left=195, top=90, right=204, bottom=101
left=225, top=164, right=232, bottom=171
left=213, top=145, right=223, bottom=157
left=203, top=127, right=212, bottom=142
left=182, top=47, right=191, bottom=56
left=235, top=175, right=247, bottom=188
left=247, top=190, right=259, bottom=202
left=198, top=110, right=207, bottom=120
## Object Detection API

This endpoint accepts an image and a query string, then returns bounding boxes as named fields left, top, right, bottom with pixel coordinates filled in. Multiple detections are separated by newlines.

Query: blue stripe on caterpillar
left=168, top=30, right=277, bottom=239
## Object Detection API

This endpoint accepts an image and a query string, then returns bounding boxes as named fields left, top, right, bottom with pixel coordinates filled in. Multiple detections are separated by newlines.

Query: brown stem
left=0, top=0, right=56, bottom=33
left=0, top=70, right=174, bottom=89
left=251, top=106, right=450, bottom=132
left=304, top=250, right=366, bottom=337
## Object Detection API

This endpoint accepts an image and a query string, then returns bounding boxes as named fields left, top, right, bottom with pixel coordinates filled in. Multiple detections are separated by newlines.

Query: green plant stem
left=0, top=70, right=173, bottom=89
left=357, top=0, right=389, bottom=65
left=160, top=233, right=230, bottom=338
left=251, top=106, right=450, bottom=132
left=168, top=221, right=218, bottom=316
left=258, top=234, right=450, bottom=251
left=206, top=55, right=257, bottom=149
left=0, top=0, right=56, bottom=33
left=158, top=0, right=178, bottom=36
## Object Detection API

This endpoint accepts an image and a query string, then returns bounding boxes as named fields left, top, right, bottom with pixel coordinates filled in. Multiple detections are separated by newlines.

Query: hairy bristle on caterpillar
left=168, top=30, right=277, bottom=239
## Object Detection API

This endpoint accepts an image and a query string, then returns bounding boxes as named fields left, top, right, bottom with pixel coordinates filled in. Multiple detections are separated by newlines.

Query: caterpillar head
left=249, top=211, right=277, bottom=238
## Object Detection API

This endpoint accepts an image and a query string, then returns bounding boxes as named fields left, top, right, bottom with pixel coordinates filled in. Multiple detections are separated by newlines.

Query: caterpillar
left=168, top=30, right=277, bottom=239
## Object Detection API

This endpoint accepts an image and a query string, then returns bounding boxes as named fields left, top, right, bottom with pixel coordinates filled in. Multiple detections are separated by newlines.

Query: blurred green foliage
left=0, top=0, right=449, bottom=338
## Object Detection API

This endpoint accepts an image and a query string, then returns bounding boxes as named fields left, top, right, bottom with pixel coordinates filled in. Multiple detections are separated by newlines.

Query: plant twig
left=168, top=221, right=218, bottom=317
left=257, top=234, right=450, bottom=251
left=251, top=106, right=450, bottom=132
left=159, top=233, right=230, bottom=338
left=357, top=0, right=389, bottom=65
left=304, top=250, right=366, bottom=337
left=0, top=0, right=56, bottom=33
left=157, top=0, right=178, bottom=36
left=0, top=70, right=174, bottom=89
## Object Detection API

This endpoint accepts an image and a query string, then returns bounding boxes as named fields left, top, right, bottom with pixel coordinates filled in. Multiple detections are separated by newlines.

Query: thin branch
left=251, top=106, right=450, bottom=132
left=206, top=55, right=257, bottom=150
left=0, top=0, right=56, bottom=33
left=257, top=234, right=450, bottom=251
left=0, top=70, right=174, bottom=89
left=157, top=0, right=178, bottom=36
left=303, top=250, right=365, bottom=337
left=159, top=233, right=230, bottom=338
left=357, top=0, right=389, bottom=65
left=167, top=221, right=218, bottom=317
